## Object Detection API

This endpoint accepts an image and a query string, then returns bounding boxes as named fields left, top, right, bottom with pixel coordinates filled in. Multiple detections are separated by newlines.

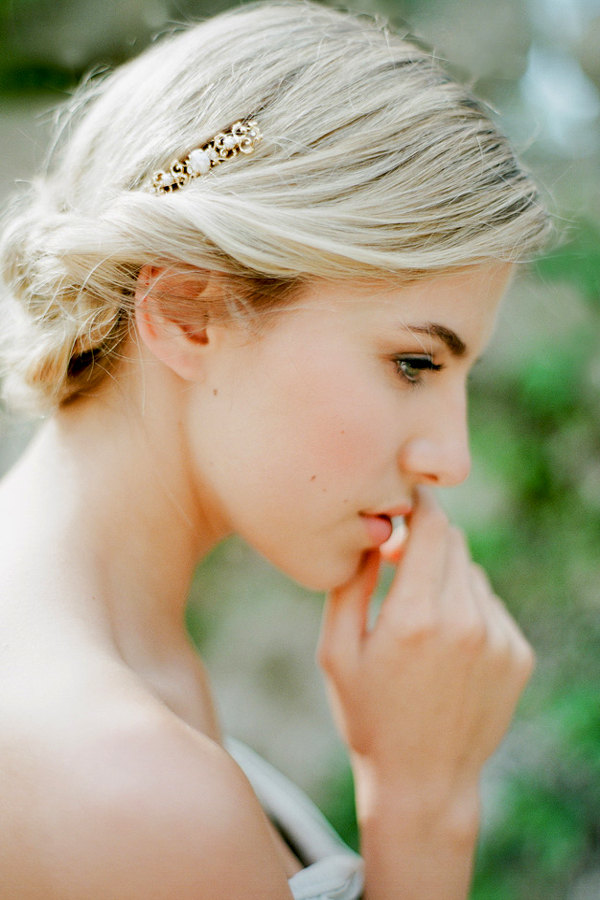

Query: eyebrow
left=405, top=323, right=467, bottom=357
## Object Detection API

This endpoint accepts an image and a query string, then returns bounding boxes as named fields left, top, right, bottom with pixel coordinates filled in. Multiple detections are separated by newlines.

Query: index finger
left=379, top=487, right=451, bottom=621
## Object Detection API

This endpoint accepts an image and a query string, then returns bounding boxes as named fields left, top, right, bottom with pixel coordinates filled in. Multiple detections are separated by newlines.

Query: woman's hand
left=318, top=487, right=535, bottom=897
left=318, top=486, right=535, bottom=825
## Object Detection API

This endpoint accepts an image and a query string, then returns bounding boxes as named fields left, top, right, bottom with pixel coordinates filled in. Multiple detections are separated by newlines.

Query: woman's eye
left=394, top=354, right=443, bottom=385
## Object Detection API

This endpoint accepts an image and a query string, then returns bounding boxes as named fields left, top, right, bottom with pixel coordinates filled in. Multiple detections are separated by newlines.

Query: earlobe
left=134, top=265, right=211, bottom=381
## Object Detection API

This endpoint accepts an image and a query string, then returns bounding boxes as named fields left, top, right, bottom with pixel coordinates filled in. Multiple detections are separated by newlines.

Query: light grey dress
left=228, top=740, right=364, bottom=900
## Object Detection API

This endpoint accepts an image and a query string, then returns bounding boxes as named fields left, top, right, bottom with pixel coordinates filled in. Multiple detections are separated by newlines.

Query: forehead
left=234, top=262, right=514, bottom=365
left=292, top=263, right=513, bottom=337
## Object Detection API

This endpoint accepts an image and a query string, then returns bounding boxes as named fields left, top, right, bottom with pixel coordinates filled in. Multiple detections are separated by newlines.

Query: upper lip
left=361, top=504, right=413, bottom=519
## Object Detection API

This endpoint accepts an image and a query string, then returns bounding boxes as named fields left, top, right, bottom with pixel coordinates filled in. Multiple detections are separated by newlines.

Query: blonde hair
left=0, top=0, right=550, bottom=413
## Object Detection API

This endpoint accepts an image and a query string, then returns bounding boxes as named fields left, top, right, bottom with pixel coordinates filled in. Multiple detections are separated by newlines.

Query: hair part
left=0, top=0, right=551, bottom=414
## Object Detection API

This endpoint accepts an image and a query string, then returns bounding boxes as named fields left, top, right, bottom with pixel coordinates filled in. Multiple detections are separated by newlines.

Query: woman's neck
left=2, top=357, right=228, bottom=672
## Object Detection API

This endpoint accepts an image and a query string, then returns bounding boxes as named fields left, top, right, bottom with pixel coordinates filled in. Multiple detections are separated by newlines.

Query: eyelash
left=393, top=354, right=444, bottom=386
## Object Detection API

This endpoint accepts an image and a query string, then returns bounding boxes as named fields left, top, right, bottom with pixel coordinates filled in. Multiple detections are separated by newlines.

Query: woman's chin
left=250, top=533, right=369, bottom=593
left=281, top=551, right=367, bottom=594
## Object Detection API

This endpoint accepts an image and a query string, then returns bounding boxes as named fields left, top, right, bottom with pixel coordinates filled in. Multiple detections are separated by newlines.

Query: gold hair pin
left=151, top=120, right=261, bottom=193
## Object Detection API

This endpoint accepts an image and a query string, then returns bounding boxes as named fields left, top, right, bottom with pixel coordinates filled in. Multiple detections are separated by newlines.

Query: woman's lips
left=361, top=509, right=411, bottom=554
left=361, top=514, right=394, bottom=546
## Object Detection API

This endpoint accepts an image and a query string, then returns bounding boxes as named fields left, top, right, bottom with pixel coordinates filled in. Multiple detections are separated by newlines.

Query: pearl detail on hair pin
left=151, top=120, right=261, bottom=193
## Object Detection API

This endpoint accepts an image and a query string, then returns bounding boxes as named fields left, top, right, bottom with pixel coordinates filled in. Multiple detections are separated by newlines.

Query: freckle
left=340, top=430, right=345, bottom=435
left=213, top=389, right=218, bottom=396
left=310, top=475, right=316, bottom=482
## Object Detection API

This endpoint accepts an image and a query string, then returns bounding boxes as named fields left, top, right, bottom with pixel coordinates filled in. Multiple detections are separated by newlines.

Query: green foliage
left=535, top=219, right=600, bottom=310
left=317, top=756, right=360, bottom=853
left=467, top=216, right=600, bottom=895
left=472, top=686, right=600, bottom=899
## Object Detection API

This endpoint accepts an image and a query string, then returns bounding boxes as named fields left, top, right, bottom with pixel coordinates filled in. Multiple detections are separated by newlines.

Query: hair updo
left=0, top=0, right=550, bottom=414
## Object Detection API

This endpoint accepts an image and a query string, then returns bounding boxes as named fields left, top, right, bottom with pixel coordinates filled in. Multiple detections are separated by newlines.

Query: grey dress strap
left=227, top=739, right=364, bottom=900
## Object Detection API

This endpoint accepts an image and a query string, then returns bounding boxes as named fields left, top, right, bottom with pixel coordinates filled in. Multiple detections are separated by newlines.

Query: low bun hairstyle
left=0, top=0, right=550, bottom=414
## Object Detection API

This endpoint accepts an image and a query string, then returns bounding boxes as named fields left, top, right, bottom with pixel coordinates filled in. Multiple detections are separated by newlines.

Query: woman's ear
left=134, top=265, right=215, bottom=381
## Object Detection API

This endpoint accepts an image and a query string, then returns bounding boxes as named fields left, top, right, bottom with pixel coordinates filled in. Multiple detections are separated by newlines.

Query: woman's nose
left=398, top=405, right=472, bottom=488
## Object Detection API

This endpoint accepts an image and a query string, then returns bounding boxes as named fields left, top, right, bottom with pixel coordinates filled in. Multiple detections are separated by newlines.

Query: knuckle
left=455, top=620, right=487, bottom=652
left=316, top=642, right=337, bottom=674
left=394, top=613, right=438, bottom=646
left=496, top=630, right=536, bottom=683
left=516, top=640, right=536, bottom=677
left=317, top=640, right=353, bottom=682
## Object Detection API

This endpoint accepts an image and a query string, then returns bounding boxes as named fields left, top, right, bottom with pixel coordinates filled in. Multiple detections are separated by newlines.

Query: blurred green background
left=0, top=0, right=599, bottom=896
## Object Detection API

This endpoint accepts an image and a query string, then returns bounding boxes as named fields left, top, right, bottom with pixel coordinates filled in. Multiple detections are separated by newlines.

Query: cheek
left=204, top=340, right=396, bottom=513
left=283, top=373, right=390, bottom=478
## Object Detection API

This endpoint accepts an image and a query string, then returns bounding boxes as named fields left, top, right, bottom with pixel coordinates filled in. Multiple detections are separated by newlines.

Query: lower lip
left=361, top=514, right=393, bottom=546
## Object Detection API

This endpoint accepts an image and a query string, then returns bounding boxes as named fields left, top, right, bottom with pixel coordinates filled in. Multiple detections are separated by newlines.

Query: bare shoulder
left=36, top=716, right=294, bottom=900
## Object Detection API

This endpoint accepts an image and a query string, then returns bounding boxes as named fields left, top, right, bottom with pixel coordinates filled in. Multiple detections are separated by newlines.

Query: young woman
left=0, top=3, right=550, bottom=898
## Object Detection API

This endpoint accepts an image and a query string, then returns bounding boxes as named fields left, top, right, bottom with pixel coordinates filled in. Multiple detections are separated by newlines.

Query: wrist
left=351, top=753, right=481, bottom=847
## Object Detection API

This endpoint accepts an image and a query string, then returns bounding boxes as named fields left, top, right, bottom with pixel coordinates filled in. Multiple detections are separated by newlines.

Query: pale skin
left=0, top=262, right=534, bottom=899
